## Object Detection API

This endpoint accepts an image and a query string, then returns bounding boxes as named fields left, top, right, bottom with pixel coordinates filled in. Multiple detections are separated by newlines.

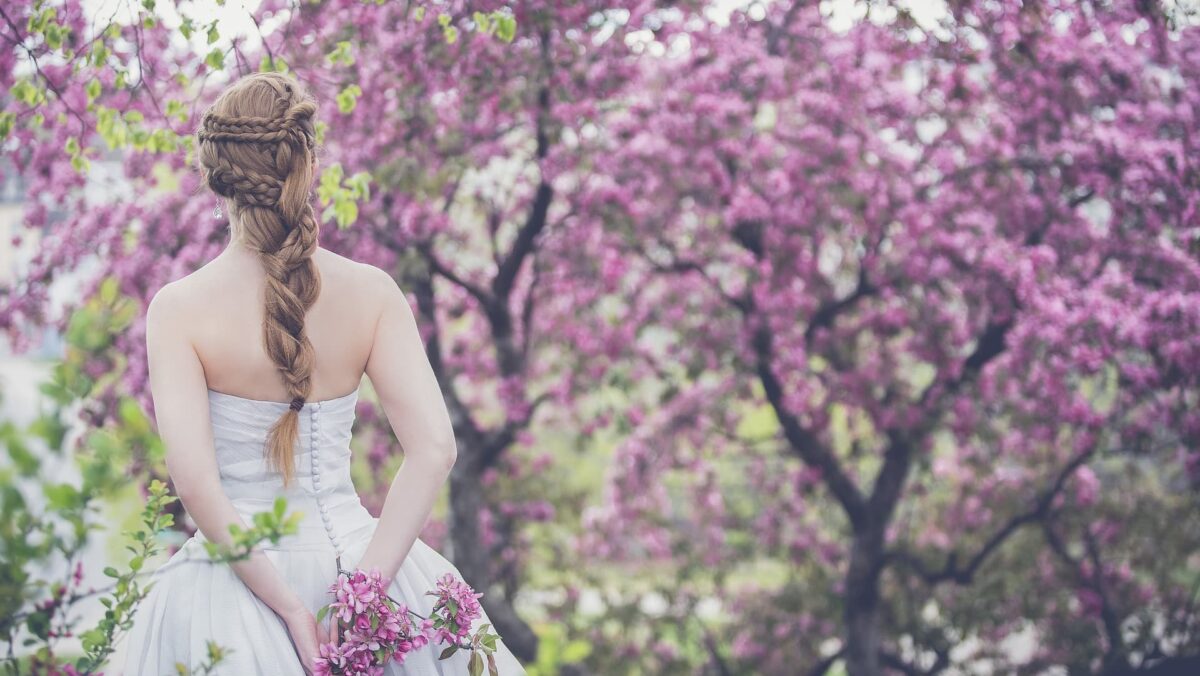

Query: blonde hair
left=195, top=72, right=321, bottom=487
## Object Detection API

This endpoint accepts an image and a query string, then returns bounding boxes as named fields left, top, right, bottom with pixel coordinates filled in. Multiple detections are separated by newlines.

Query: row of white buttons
left=310, top=402, right=344, bottom=558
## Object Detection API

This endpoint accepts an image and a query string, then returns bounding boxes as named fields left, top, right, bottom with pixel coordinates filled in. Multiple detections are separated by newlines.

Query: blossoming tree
left=576, top=0, right=1200, bottom=673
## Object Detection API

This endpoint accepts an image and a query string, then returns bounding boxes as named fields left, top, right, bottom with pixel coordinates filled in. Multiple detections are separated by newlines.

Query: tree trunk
left=446, top=454, right=539, bottom=662
left=844, top=526, right=885, bottom=676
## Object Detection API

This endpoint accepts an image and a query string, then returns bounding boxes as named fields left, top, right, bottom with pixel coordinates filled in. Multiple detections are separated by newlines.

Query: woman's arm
left=145, top=283, right=308, bottom=620
left=354, top=267, right=458, bottom=581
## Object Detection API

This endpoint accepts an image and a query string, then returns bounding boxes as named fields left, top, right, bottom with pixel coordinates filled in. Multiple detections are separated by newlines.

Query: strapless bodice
left=202, top=386, right=373, bottom=557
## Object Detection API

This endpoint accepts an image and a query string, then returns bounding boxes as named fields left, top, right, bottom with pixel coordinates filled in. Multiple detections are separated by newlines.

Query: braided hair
left=196, top=72, right=322, bottom=488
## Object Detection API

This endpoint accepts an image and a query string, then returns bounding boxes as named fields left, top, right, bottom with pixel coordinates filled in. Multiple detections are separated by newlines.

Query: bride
left=121, top=72, right=526, bottom=675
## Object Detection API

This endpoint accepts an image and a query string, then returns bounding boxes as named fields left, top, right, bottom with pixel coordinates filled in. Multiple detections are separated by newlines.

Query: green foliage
left=25, top=4, right=68, bottom=49
left=203, top=48, right=224, bottom=71
left=0, top=111, right=14, bottom=141
left=9, top=79, right=45, bottom=107
left=473, top=11, right=517, bottom=43
left=201, top=496, right=303, bottom=559
left=526, top=623, right=591, bottom=676
left=74, top=479, right=176, bottom=672
left=335, top=83, right=363, bottom=114
left=94, top=105, right=186, bottom=155
left=259, top=54, right=290, bottom=73
left=1, top=426, right=302, bottom=675
left=326, top=40, right=355, bottom=67
left=317, top=163, right=372, bottom=229
left=438, top=13, right=459, bottom=44
left=175, top=640, right=230, bottom=674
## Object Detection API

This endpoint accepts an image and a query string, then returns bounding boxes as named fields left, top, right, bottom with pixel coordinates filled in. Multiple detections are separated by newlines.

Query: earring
left=214, top=200, right=223, bottom=219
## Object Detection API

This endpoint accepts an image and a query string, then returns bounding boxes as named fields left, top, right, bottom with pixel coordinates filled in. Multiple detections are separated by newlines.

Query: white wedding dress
left=121, top=386, right=527, bottom=675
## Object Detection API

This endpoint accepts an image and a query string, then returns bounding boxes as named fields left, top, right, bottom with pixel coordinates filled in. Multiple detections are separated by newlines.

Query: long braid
left=196, top=73, right=322, bottom=488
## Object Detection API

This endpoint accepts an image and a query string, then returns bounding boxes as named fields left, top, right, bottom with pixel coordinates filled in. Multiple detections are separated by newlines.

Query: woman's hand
left=281, top=606, right=321, bottom=676
left=322, top=610, right=341, bottom=648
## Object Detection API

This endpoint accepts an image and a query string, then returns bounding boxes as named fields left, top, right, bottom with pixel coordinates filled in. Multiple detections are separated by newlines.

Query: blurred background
left=1, top=0, right=1198, bottom=674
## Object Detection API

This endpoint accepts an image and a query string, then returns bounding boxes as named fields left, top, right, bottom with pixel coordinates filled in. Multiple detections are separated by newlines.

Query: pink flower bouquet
left=314, top=568, right=503, bottom=676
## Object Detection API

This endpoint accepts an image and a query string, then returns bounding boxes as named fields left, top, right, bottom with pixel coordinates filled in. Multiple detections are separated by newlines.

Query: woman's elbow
left=402, top=428, right=456, bottom=472
left=435, top=439, right=457, bottom=472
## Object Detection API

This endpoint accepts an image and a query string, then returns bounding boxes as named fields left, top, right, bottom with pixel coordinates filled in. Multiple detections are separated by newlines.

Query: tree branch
left=886, top=445, right=1095, bottom=585
left=803, top=264, right=875, bottom=344
left=753, top=321, right=869, bottom=528
left=421, top=243, right=494, bottom=307
left=411, top=271, right=482, bottom=446
left=479, top=391, right=552, bottom=469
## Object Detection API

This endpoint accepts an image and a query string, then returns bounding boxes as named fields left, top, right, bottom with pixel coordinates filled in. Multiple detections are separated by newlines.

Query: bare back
left=179, top=245, right=379, bottom=403
left=146, top=237, right=454, bottom=493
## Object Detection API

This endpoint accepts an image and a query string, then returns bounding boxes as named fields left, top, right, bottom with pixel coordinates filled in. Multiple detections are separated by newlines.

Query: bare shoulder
left=144, top=278, right=198, bottom=346
left=316, top=251, right=407, bottom=331
left=146, top=277, right=192, bottom=322
left=344, top=257, right=405, bottom=306
left=147, top=259, right=221, bottom=320
left=315, top=248, right=391, bottom=293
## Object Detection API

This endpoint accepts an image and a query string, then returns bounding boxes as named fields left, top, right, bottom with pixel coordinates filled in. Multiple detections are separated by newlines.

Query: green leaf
left=495, top=15, right=517, bottom=43
left=45, top=24, right=64, bottom=50
left=259, top=54, right=289, bottom=73
left=0, top=111, right=14, bottom=141
left=90, top=42, right=109, bottom=67
left=204, top=48, right=224, bottom=71
left=333, top=199, right=358, bottom=228
left=11, top=79, right=36, bottom=105
left=326, top=40, right=355, bottom=66
left=474, top=11, right=491, bottom=33
left=438, top=644, right=458, bottom=660
left=6, top=436, right=39, bottom=476
left=44, top=482, right=81, bottom=510
left=335, top=84, right=362, bottom=114
left=468, top=651, right=483, bottom=676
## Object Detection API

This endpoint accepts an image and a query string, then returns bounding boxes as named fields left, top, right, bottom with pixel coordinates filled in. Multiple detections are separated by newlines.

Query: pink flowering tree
left=575, top=0, right=1200, bottom=673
